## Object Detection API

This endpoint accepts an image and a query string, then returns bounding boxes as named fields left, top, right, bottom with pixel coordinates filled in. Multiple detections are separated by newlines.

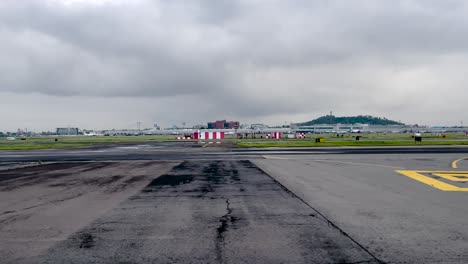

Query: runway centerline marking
left=396, top=170, right=468, bottom=191
left=311, top=159, right=405, bottom=169
left=262, top=156, right=405, bottom=169
left=451, top=157, right=468, bottom=169
left=262, top=155, right=290, bottom=160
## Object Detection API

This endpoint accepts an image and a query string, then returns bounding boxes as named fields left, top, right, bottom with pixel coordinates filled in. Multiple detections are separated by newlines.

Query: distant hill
left=297, top=115, right=404, bottom=126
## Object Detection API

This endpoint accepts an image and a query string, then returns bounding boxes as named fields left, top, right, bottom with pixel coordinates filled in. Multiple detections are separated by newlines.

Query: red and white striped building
left=266, top=132, right=282, bottom=139
left=193, top=131, right=225, bottom=140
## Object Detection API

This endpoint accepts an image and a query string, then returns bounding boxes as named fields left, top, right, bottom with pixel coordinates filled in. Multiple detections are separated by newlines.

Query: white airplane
left=83, top=131, right=103, bottom=136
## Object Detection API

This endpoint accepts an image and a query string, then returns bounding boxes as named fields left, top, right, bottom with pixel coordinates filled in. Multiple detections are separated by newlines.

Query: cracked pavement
left=2, top=144, right=468, bottom=263
left=20, top=160, right=381, bottom=264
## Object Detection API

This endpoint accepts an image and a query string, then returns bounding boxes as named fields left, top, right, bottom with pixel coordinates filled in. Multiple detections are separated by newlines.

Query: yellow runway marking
left=396, top=170, right=468, bottom=191
left=452, top=157, right=468, bottom=168
left=433, top=173, right=468, bottom=182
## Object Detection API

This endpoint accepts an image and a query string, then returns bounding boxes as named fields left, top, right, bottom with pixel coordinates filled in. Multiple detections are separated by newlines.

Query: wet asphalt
left=0, top=142, right=467, bottom=162
left=1, top=143, right=468, bottom=263
left=0, top=161, right=176, bottom=263
left=33, top=160, right=380, bottom=264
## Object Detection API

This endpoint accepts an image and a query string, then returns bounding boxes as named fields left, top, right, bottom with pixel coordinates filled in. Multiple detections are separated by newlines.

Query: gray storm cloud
left=0, top=0, right=467, bottom=130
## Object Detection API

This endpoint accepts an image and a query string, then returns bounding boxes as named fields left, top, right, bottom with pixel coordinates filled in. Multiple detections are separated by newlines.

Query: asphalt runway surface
left=1, top=142, right=468, bottom=263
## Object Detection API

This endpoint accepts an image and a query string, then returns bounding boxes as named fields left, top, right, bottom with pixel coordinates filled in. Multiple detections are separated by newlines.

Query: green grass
left=235, top=140, right=468, bottom=148
left=0, top=135, right=182, bottom=150
left=234, top=133, right=468, bottom=147
left=1, top=133, right=467, bottom=150
left=0, top=143, right=93, bottom=151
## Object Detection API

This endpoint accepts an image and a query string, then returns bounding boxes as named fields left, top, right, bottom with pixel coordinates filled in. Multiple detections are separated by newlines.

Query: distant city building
left=207, top=120, right=240, bottom=129
left=56, top=127, right=79, bottom=135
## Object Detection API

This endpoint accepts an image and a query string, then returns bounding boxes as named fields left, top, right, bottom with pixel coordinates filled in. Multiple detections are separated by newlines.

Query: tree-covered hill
left=297, top=115, right=404, bottom=126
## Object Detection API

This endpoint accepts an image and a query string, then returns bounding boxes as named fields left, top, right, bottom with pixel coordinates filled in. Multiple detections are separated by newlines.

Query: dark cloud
left=0, top=0, right=467, bottom=130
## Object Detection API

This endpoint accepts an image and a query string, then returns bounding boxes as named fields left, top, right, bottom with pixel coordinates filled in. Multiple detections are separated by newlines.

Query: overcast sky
left=1, top=0, right=467, bottom=131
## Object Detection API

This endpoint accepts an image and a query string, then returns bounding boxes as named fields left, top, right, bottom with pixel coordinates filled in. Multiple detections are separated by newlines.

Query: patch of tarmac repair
left=32, top=160, right=383, bottom=263
left=77, top=233, right=95, bottom=249
left=145, top=174, right=193, bottom=188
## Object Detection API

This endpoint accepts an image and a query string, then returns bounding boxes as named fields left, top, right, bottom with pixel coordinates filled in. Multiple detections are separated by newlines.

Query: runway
left=1, top=142, right=468, bottom=162
left=1, top=143, right=468, bottom=263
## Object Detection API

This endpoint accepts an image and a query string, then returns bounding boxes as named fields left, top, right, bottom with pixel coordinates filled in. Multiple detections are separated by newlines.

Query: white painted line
left=262, top=155, right=290, bottom=160
left=311, top=159, right=405, bottom=169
